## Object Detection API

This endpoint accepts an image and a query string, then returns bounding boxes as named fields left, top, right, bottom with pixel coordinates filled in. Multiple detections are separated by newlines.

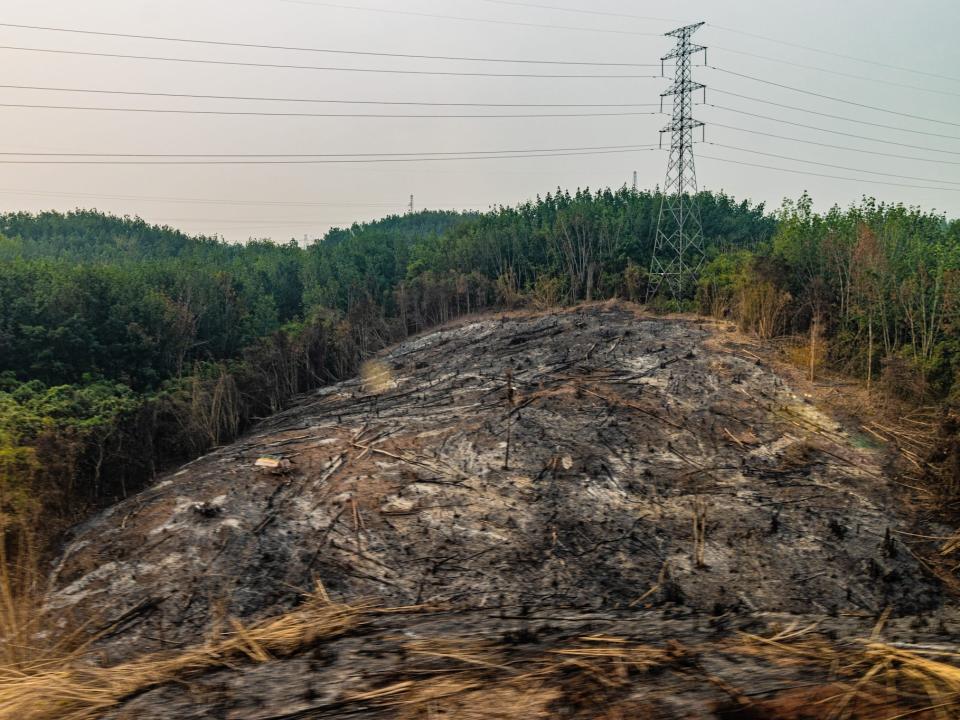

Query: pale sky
left=1, top=0, right=958, bottom=242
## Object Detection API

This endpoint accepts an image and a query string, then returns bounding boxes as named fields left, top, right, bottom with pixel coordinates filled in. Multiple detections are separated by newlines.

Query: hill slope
left=38, top=304, right=958, bottom=718
left=51, top=306, right=941, bottom=634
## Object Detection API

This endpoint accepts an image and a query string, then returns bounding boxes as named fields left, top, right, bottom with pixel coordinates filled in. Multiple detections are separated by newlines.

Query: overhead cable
left=708, top=66, right=960, bottom=129
left=706, top=23, right=960, bottom=84
left=698, top=152, right=960, bottom=193
left=0, top=102, right=663, bottom=119
left=705, top=142, right=960, bottom=186
left=0, top=147, right=663, bottom=164
left=0, top=45, right=656, bottom=79
left=0, top=21, right=656, bottom=66
left=0, top=83, right=657, bottom=108
left=705, top=104, right=960, bottom=157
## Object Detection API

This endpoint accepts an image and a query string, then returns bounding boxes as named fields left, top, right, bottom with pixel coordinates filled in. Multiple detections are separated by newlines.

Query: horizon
left=3, top=184, right=955, bottom=249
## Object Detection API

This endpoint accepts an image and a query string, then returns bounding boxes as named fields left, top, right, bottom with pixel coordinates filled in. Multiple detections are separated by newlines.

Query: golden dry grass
left=833, top=643, right=960, bottom=720
left=0, top=523, right=94, bottom=676
left=943, top=531, right=960, bottom=559
left=738, top=625, right=960, bottom=720
left=0, top=587, right=379, bottom=720
left=3, top=588, right=960, bottom=720
left=350, top=634, right=683, bottom=720
left=394, top=680, right=561, bottom=719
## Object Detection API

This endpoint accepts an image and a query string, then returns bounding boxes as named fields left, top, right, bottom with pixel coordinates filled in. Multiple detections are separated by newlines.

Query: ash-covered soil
left=44, top=304, right=958, bottom=717
left=96, top=607, right=960, bottom=720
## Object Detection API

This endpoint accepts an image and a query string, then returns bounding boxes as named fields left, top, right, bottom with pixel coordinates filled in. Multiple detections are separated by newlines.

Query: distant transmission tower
left=647, top=22, right=707, bottom=303
left=409, top=194, right=415, bottom=214
left=632, top=170, right=638, bottom=192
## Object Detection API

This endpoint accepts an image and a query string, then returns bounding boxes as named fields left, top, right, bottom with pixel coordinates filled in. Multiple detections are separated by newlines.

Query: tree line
left=698, top=194, right=960, bottom=399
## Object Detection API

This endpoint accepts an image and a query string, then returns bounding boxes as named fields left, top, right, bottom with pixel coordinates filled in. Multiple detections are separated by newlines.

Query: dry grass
left=848, top=643, right=960, bottom=719
left=0, top=523, right=93, bottom=675
left=738, top=625, right=960, bottom=720
left=355, top=634, right=685, bottom=720
left=3, top=585, right=960, bottom=720
left=944, top=531, right=960, bottom=560
left=397, top=683, right=561, bottom=720
left=691, top=498, right=708, bottom=568
left=0, top=586, right=381, bottom=720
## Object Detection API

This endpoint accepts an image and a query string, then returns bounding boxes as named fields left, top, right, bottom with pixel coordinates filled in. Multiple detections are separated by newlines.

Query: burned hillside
left=47, top=304, right=947, bottom=662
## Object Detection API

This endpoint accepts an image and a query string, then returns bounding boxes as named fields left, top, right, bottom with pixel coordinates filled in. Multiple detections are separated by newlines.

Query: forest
left=1, top=188, right=958, bottom=551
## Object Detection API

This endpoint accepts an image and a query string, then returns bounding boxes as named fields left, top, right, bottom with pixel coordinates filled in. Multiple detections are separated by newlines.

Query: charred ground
left=39, top=304, right=960, bottom=718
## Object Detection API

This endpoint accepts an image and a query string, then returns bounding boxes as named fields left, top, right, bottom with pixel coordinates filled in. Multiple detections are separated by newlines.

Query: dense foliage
left=697, top=194, right=960, bottom=399
left=6, top=189, right=959, bottom=540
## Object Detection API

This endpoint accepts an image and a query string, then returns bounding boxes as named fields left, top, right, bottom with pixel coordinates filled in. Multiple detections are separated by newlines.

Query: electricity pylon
left=647, top=22, right=707, bottom=304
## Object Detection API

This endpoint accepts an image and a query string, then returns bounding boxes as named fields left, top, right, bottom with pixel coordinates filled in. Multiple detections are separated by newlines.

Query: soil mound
left=49, top=305, right=942, bottom=668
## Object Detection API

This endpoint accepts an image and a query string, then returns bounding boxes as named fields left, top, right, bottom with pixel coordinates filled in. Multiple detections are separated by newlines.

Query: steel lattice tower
left=647, top=22, right=707, bottom=303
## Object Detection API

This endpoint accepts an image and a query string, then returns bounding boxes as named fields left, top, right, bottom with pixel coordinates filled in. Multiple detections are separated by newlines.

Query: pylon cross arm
left=664, top=21, right=705, bottom=37
left=661, top=43, right=706, bottom=61
left=660, top=120, right=704, bottom=133
left=661, top=82, right=704, bottom=97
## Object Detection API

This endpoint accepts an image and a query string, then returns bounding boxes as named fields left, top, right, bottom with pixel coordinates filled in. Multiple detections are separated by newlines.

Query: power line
left=151, top=218, right=356, bottom=224
left=470, top=0, right=678, bottom=23
left=0, top=45, right=657, bottom=79
left=708, top=46, right=960, bottom=99
left=705, top=105, right=960, bottom=157
left=26, top=104, right=942, bottom=169
left=0, top=186, right=485, bottom=208
left=706, top=23, right=960, bottom=84
left=710, top=122, right=960, bottom=166
left=0, top=147, right=663, bottom=164
left=705, top=142, right=960, bottom=186
left=0, top=102, right=663, bottom=119
left=150, top=217, right=363, bottom=226
left=0, top=142, right=660, bottom=158
left=0, top=21, right=656, bottom=66
left=0, top=194, right=391, bottom=207
left=393, top=3, right=960, bottom=87
left=274, top=0, right=665, bottom=36
left=706, top=91, right=960, bottom=141
left=708, top=66, right=960, bottom=129
left=0, top=83, right=657, bottom=108
left=697, top=152, right=960, bottom=193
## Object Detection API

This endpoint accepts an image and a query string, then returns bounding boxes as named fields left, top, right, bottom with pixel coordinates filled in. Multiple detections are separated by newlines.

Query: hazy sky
left=1, top=0, right=958, bottom=242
